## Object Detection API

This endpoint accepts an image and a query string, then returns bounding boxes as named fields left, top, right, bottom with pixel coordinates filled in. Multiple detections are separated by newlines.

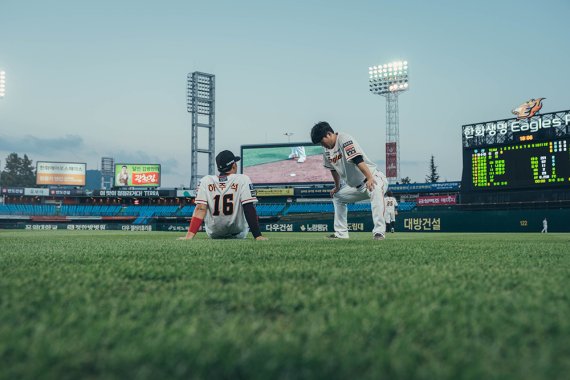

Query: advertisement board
left=255, top=188, right=294, bottom=197
left=417, top=195, right=457, bottom=206
left=36, top=162, right=86, bottom=186
left=24, top=188, right=50, bottom=197
left=114, top=164, right=161, bottom=187
left=386, top=142, right=398, bottom=178
left=241, top=143, right=333, bottom=185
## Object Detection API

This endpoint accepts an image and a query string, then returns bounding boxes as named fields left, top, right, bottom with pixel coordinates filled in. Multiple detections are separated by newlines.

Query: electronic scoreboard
left=461, top=110, right=570, bottom=192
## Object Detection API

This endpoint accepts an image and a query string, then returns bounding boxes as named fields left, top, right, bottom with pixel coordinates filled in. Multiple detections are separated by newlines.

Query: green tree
left=1, top=153, right=36, bottom=187
left=400, top=176, right=411, bottom=184
left=425, top=155, right=440, bottom=183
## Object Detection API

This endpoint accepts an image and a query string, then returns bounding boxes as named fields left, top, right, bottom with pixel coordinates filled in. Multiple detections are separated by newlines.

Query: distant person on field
left=118, top=165, right=129, bottom=186
left=311, top=121, right=388, bottom=240
left=289, top=146, right=306, bottom=163
left=541, top=218, right=548, bottom=233
left=179, top=150, right=267, bottom=241
left=384, top=190, right=398, bottom=233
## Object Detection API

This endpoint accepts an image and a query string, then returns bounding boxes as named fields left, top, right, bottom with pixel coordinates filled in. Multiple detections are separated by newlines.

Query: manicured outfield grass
left=1, top=231, right=569, bottom=380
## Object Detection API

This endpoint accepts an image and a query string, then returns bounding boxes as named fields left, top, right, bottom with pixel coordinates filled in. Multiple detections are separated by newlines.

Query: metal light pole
left=187, top=72, right=215, bottom=189
left=369, top=61, right=409, bottom=183
left=284, top=132, right=294, bottom=143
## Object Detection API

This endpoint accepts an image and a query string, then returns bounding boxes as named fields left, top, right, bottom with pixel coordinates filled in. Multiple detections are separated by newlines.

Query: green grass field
left=1, top=231, right=569, bottom=380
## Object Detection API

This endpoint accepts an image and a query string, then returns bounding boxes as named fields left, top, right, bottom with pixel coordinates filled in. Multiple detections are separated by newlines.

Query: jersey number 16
left=212, top=194, right=234, bottom=216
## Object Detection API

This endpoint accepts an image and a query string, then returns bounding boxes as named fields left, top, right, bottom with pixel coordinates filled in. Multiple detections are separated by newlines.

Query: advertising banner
left=36, top=162, right=86, bottom=186
left=294, top=187, right=335, bottom=197
left=92, top=189, right=175, bottom=197
left=24, top=188, right=50, bottom=197
left=389, top=182, right=461, bottom=193
left=114, top=164, right=161, bottom=187
left=255, top=188, right=294, bottom=197
left=1, top=187, right=25, bottom=195
left=49, top=188, right=86, bottom=196
left=386, top=142, right=397, bottom=178
left=417, top=195, right=457, bottom=206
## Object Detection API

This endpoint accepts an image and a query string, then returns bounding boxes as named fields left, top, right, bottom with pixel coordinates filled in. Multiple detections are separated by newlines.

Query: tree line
left=0, top=153, right=36, bottom=187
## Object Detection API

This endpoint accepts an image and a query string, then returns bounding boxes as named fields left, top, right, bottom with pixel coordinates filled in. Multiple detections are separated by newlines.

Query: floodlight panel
left=368, top=61, right=409, bottom=94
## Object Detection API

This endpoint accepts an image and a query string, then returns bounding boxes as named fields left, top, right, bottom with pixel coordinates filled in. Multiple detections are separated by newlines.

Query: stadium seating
left=0, top=204, right=57, bottom=216
left=59, top=205, right=122, bottom=216
left=255, top=203, right=286, bottom=216
left=178, top=205, right=196, bottom=217
left=122, top=205, right=179, bottom=217
left=398, top=202, right=416, bottom=211
left=285, top=203, right=334, bottom=214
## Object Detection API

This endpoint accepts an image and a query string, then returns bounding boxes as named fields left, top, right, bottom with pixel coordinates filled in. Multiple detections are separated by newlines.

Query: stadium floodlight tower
left=369, top=60, right=409, bottom=183
left=0, top=70, right=5, bottom=99
left=187, top=72, right=215, bottom=189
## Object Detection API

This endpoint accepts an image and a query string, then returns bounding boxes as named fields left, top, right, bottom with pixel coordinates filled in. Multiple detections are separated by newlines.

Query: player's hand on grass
left=255, top=236, right=268, bottom=241
left=178, top=234, right=195, bottom=240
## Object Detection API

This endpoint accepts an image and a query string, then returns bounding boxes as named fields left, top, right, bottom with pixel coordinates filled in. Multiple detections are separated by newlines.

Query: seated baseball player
left=179, top=150, right=268, bottom=241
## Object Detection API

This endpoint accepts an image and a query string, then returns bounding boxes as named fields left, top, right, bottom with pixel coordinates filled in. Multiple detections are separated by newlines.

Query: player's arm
left=330, top=170, right=341, bottom=197
left=351, top=155, right=376, bottom=191
left=179, top=204, right=207, bottom=240
left=242, top=203, right=267, bottom=241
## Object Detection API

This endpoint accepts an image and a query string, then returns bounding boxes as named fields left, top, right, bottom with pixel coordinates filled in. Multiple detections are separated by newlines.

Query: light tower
left=187, top=72, right=215, bottom=189
left=283, top=132, right=294, bottom=142
left=0, top=70, right=5, bottom=98
left=369, top=60, right=409, bottom=183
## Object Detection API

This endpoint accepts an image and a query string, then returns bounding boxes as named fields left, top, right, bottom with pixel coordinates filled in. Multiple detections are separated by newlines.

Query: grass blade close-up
left=1, top=231, right=569, bottom=380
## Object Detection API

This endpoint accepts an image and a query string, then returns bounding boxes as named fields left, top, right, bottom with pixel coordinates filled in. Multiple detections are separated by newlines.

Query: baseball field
left=1, top=231, right=569, bottom=379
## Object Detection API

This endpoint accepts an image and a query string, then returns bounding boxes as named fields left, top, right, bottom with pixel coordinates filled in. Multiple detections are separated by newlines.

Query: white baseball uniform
left=384, top=196, right=398, bottom=223
left=541, top=218, right=548, bottom=233
left=322, top=132, right=388, bottom=238
left=194, top=174, right=258, bottom=239
left=289, top=146, right=307, bottom=163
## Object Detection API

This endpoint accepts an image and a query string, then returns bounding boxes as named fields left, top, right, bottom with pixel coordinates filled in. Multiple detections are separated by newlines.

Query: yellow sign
left=256, top=188, right=294, bottom=197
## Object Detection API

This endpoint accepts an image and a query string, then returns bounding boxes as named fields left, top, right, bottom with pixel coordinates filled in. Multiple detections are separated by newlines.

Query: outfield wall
left=2, top=208, right=569, bottom=233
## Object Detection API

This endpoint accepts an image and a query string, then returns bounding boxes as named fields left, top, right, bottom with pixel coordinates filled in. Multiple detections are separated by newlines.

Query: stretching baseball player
left=384, top=190, right=398, bottom=233
left=311, top=121, right=388, bottom=240
left=179, top=150, right=267, bottom=241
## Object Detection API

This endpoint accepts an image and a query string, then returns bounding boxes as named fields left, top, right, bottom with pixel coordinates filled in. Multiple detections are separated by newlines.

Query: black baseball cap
left=216, top=150, right=241, bottom=172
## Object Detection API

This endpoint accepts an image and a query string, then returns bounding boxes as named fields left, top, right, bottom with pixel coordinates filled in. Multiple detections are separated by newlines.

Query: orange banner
left=36, top=173, right=85, bottom=186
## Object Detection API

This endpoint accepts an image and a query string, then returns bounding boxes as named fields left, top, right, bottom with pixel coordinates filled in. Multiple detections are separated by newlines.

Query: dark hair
left=311, top=121, right=334, bottom=144
left=386, top=190, right=393, bottom=197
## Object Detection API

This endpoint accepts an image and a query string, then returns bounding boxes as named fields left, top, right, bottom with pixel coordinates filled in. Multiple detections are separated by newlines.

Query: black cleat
left=373, top=233, right=385, bottom=240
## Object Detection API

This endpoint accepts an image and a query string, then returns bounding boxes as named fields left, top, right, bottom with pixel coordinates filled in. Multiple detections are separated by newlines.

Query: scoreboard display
left=462, top=138, right=570, bottom=191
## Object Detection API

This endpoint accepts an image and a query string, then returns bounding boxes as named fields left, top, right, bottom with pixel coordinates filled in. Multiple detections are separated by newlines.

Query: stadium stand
left=178, top=205, right=196, bottom=217
left=285, top=203, right=334, bottom=214
left=398, top=202, right=417, bottom=211
left=122, top=205, right=179, bottom=217
left=0, top=204, right=56, bottom=216
left=255, top=203, right=286, bottom=216
left=59, top=205, right=122, bottom=216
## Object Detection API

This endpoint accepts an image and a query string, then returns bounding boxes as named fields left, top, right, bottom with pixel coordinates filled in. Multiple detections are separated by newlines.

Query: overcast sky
left=1, top=0, right=569, bottom=187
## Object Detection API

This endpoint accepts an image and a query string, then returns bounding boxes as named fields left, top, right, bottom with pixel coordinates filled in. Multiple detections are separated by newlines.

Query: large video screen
left=114, top=164, right=161, bottom=187
left=241, top=143, right=333, bottom=185
left=461, top=138, right=570, bottom=191
left=36, top=162, right=86, bottom=186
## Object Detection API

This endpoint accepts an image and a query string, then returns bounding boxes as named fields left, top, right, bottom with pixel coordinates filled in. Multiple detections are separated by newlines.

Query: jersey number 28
left=212, top=194, right=234, bottom=216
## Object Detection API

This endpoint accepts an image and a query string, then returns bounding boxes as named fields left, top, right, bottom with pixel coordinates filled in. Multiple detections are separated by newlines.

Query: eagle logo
left=511, top=98, right=545, bottom=119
